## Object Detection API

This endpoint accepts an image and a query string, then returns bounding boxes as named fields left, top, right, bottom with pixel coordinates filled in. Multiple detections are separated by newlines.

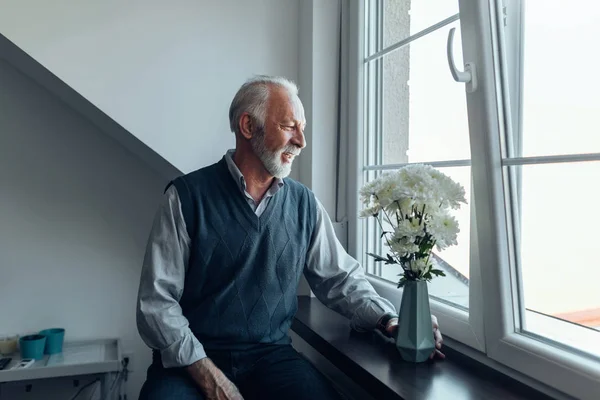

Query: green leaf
left=397, top=276, right=407, bottom=288
left=366, top=252, right=387, bottom=262
left=380, top=231, right=391, bottom=239
left=367, top=252, right=399, bottom=265
left=431, top=269, right=446, bottom=277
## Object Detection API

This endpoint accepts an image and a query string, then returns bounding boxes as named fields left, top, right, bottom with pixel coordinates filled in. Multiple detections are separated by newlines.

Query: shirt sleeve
left=303, top=199, right=398, bottom=331
left=136, top=185, right=206, bottom=368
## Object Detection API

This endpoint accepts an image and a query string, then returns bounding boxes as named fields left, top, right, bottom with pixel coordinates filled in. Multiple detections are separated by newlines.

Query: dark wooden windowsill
left=291, top=296, right=554, bottom=400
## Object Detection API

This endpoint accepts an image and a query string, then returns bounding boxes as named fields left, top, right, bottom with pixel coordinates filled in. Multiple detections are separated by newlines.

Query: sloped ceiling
left=0, top=0, right=300, bottom=174
left=0, top=33, right=181, bottom=181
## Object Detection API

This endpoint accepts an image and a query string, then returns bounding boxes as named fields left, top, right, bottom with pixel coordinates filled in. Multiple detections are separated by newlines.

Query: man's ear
left=239, top=113, right=254, bottom=140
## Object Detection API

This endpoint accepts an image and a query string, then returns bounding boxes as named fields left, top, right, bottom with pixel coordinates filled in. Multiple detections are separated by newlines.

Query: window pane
left=361, top=166, right=471, bottom=309
left=512, top=161, right=600, bottom=358
left=383, top=0, right=459, bottom=48
left=520, top=1, right=600, bottom=157
left=374, top=21, right=470, bottom=166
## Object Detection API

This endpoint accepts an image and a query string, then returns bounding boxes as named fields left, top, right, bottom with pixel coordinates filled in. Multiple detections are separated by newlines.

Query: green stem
left=395, top=200, right=403, bottom=221
left=374, top=215, right=398, bottom=262
left=381, top=207, right=395, bottom=231
left=374, top=194, right=397, bottom=230
left=419, top=204, right=426, bottom=225
left=425, top=240, right=436, bottom=266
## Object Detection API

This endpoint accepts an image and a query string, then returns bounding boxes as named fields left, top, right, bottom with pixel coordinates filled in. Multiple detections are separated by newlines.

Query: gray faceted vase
left=395, top=280, right=435, bottom=363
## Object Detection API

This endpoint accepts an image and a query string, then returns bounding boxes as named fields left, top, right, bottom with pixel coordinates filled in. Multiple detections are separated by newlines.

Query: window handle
left=447, top=27, right=478, bottom=93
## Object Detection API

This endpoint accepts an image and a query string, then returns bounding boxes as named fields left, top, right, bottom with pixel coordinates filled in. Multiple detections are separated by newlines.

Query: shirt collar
left=224, top=149, right=284, bottom=195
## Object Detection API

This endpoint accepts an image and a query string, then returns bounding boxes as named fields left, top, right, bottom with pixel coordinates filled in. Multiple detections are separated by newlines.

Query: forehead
left=267, top=86, right=306, bottom=123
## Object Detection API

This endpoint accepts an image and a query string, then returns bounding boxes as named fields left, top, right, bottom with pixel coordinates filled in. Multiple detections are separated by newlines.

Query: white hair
left=228, top=75, right=299, bottom=136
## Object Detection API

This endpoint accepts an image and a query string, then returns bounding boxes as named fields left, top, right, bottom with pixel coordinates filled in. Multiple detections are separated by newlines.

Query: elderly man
left=137, top=76, right=443, bottom=400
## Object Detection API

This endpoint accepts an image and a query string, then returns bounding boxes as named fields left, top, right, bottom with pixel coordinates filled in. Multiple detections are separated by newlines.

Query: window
left=362, top=0, right=472, bottom=311
left=348, top=0, right=600, bottom=398
left=503, top=0, right=600, bottom=362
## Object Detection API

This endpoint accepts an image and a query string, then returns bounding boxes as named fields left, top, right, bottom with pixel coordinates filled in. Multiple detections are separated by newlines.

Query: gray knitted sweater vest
left=171, top=158, right=316, bottom=351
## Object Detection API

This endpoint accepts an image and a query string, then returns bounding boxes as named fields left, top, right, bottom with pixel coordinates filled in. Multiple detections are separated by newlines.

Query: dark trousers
left=139, top=344, right=344, bottom=400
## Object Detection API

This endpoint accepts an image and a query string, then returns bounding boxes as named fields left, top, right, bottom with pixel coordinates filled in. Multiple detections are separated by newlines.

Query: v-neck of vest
left=216, top=158, right=285, bottom=232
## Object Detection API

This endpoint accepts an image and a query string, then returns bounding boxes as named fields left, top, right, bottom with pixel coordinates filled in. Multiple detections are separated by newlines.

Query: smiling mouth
left=282, top=152, right=298, bottom=162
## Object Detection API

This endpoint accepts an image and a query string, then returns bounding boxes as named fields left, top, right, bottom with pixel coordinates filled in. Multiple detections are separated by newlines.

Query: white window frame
left=346, top=1, right=600, bottom=398
left=464, top=1, right=600, bottom=398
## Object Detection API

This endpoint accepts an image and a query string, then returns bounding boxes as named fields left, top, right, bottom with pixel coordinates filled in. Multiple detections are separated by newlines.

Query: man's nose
left=293, top=126, right=306, bottom=149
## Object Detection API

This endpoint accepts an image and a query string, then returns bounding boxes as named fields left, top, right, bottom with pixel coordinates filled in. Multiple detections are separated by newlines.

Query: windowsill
left=291, top=296, right=553, bottom=400
left=525, top=309, right=600, bottom=359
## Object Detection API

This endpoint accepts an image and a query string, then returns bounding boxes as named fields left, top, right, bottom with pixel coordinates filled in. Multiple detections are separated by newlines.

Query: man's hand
left=386, top=314, right=445, bottom=360
left=186, top=358, right=244, bottom=400
left=429, top=315, right=445, bottom=360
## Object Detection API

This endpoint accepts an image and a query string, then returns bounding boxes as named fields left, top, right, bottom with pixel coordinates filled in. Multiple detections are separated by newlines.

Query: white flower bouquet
left=359, top=164, right=467, bottom=288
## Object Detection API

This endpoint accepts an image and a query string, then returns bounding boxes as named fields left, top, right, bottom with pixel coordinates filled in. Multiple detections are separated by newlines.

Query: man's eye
left=282, top=125, right=295, bottom=130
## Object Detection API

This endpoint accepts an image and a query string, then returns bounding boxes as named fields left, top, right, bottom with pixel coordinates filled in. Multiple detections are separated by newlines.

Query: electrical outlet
left=122, top=351, right=133, bottom=372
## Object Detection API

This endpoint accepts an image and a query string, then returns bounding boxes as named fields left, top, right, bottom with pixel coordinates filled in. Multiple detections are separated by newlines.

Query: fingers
left=430, top=323, right=444, bottom=360
left=431, top=314, right=439, bottom=330
left=429, top=349, right=446, bottom=360
left=430, top=327, right=445, bottom=359
left=434, top=328, right=443, bottom=349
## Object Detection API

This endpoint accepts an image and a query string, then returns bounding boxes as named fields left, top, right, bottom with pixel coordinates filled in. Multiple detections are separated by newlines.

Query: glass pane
left=520, top=1, right=600, bottom=156
left=361, top=166, right=471, bottom=309
left=512, top=162, right=600, bottom=358
left=375, top=20, right=470, bottom=165
left=383, top=0, right=459, bottom=48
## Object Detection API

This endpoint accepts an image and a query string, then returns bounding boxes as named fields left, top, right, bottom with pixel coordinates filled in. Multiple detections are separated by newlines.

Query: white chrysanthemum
left=407, top=258, right=431, bottom=275
left=372, top=174, right=400, bottom=208
left=427, top=213, right=460, bottom=250
left=389, top=239, right=419, bottom=256
left=397, top=197, right=415, bottom=214
left=359, top=205, right=382, bottom=218
left=359, top=163, right=466, bottom=269
left=359, top=178, right=380, bottom=200
left=394, top=218, right=425, bottom=242
left=387, top=219, right=424, bottom=256
left=429, top=168, right=467, bottom=209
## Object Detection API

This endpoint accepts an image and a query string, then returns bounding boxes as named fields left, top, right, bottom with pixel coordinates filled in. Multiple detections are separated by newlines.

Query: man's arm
left=136, top=186, right=243, bottom=398
left=136, top=185, right=205, bottom=367
left=303, top=199, right=397, bottom=332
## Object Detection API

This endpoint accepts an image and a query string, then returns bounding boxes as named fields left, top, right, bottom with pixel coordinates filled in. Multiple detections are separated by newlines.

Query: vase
left=395, top=280, right=435, bottom=363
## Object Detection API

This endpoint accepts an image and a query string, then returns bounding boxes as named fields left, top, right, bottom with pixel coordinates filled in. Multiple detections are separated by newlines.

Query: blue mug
left=19, top=335, right=46, bottom=360
left=39, top=328, right=65, bottom=355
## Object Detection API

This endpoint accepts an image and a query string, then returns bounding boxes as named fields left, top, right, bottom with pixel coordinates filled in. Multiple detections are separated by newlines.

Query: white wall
left=0, top=0, right=300, bottom=175
left=0, top=2, right=341, bottom=396
left=0, top=60, right=165, bottom=398
left=298, top=0, right=341, bottom=217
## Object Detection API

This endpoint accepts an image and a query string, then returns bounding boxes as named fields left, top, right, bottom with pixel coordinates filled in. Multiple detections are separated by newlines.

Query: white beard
left=250, top=129, right=298, bottom=179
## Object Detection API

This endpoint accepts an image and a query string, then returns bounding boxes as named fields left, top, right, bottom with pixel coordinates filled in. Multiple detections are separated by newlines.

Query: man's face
left=250, top=87, right=306, bottom=178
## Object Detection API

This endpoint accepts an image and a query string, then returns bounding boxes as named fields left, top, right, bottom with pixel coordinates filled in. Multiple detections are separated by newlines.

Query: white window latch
left=447, top=27, right=478, bottom=93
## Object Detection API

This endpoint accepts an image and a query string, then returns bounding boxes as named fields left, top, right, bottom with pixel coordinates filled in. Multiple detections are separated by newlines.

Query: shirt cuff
left=350, top=299, right=397, bottom=332
left=160, top=332, right=207, bottom=368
